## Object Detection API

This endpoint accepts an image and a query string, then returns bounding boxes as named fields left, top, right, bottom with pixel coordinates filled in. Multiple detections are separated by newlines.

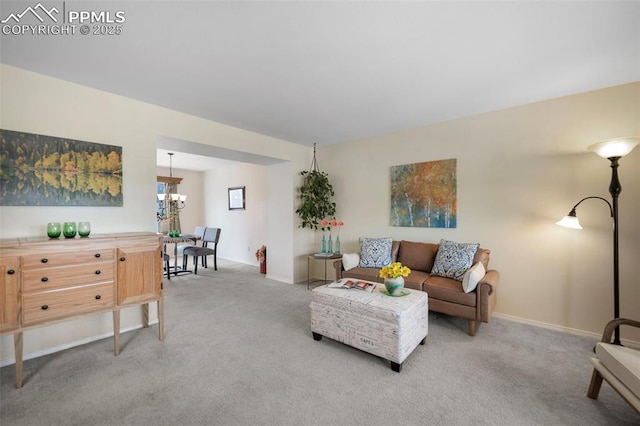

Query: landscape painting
left=390, top=158, right=457, bottom=228
left=0, top=130, right=123, bottom=206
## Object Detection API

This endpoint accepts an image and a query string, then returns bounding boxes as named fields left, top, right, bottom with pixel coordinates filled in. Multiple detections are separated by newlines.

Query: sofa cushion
left=342, top=267, right=383, bottom=283
left=398, top=241, right=438, bottom=272
left=403, top=270, right=429, bottom=291
left=342, top=253, right=360, bottom=271
left=423, top=275, right=477, bottom=307
left=596, top=342, right=640, bottom=398
left=431, top=239, right=480, bottom=281
left=359, top=237, right=393, bottom=268
left=462, top=261, right=486, bottom=293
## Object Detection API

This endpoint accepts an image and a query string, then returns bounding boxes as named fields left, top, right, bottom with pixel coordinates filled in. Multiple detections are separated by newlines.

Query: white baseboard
left=265, top=273, right=293, bottom=284
left=493, top=312, right=640, bottom=349
left=0, top=320, right=159, bottom=368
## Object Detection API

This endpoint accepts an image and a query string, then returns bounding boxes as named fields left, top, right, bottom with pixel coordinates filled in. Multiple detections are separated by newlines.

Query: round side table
left=307, top=253, right=342, bottom=290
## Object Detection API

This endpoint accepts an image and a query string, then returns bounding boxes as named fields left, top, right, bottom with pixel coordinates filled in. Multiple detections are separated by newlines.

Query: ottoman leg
left=390, top=361, right=402, bottom=373
left=312, top=332, right=323, bottom=341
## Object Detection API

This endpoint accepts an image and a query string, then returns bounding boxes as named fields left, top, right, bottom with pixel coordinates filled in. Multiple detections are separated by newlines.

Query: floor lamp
left=556, top=137, right=638, bottom=346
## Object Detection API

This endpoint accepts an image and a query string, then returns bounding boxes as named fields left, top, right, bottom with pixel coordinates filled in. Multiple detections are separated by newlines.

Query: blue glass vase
left=321, top=234, right=326, bottom=253
left=327, top=235, right=333, bottom=254
left=334, top=236, right=340, bottom=254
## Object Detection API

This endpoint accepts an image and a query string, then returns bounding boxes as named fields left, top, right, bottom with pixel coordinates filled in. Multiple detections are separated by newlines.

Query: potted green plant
left=296, top=146, right=336, bottom=230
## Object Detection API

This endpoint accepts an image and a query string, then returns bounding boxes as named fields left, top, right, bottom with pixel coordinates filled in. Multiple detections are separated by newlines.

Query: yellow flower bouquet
left=379, top=262, right=411, bottom=279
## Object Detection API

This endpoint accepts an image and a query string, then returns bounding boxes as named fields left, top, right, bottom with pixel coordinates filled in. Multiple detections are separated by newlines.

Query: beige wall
left=318, top=82, right=639, bottom=340
left=203, top=163, right=268, bottom=266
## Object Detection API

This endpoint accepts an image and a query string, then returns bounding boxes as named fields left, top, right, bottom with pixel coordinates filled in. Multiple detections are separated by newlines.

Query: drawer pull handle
left=41, top=305, right=48, bottom=310
left=120, top=257, right=126, bottom=262
left=95, top=295, right=102, bottom=300
left=41, top=258, right=48, bottom=263
left=95, top=253, right=101, bottom=258
left=41, top=277, right=49, bottom=282
left=95, top=270, right=101, bottom=275
left=7, top=269, right=15, bottom=275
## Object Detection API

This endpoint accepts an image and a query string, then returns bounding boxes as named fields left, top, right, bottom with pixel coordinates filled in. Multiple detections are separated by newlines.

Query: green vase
left=47, top=222, right=61, bottom=238
left=78, top=222, right=91, bottom=237
left=63, top=222, right=77, bottom=238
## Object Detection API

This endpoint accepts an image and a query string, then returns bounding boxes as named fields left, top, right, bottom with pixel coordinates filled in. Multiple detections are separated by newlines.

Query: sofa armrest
left=478, top=269, right=499, bottom=295
left=333, top=259, right=345, bottom=281
left=476, top=269, right=499, bottom=322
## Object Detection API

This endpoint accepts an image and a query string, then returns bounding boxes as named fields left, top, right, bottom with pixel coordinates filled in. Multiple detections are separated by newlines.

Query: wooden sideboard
left=0, top=232, right=164, bottom=388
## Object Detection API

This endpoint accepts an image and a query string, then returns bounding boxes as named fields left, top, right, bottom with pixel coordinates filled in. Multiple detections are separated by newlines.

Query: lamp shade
left=588, top=137, right=639, bottom=159
left=556, top=214, right=582, bottom=230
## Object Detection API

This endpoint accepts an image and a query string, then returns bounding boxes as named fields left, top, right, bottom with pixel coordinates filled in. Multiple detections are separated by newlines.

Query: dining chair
left=177, top=226, right=206, bottom=255
left=182, top=227, right=221, bottom=274
left=163, top=253, right=171, bottom=280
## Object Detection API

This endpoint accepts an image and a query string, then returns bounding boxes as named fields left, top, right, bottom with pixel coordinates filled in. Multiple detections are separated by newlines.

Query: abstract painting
left=0, top=129, right=123, bottom=206
left=391, top=158, right=457, bottom=228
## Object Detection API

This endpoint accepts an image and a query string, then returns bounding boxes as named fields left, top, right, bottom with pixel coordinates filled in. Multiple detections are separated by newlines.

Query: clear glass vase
left=327, top=235, right=333, bottom=254
left=321, top=234, right=326, bottom=253
left=334, top=235, right=341, bottom=254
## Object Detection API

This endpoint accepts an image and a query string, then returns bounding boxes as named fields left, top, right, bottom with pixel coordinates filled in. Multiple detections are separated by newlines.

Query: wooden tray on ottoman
left=310, top=280, right=428, bottom=372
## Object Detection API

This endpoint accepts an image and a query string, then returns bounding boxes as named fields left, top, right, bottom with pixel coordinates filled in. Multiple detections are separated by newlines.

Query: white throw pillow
left=461, top=261, right=486, bottom=293
left=342, top=253, right=360, bottom=271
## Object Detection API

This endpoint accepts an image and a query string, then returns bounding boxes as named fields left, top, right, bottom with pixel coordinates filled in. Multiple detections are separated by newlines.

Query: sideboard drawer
left=21, top=249, right=115, bottom=269
left=22, top=262, right=114, bottom=292
left=22, top=283, right=115, bottom=326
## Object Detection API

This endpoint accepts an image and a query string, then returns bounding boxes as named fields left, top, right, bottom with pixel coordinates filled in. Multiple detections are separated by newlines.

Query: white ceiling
left=1, top=1, right=639, bottom=169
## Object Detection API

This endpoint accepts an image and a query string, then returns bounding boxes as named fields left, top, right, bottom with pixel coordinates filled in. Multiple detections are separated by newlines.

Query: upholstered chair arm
left=478, top=270, right=499, bottom=294
left=333, top=259, right=345, bottom=281
left=599, top=318, right=640, bottom=344
left=476, top=269, right=500, bottom=323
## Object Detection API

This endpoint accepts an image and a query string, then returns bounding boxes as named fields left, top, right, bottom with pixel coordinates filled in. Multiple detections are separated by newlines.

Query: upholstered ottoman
left=310, top=280, right=428, bottom=372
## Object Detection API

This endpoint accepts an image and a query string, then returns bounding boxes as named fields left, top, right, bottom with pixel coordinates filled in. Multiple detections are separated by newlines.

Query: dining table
left=162, top=234, right=201, bottom=276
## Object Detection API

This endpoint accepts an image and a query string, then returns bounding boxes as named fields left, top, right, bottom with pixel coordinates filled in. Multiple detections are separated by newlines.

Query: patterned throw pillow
left=431, top=239, right=480, bottom=281
left=359, top=237, right=393, bottom=268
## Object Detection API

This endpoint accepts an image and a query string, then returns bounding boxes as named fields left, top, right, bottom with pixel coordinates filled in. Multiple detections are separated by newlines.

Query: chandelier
left=157, top=152, right=187, bottom=208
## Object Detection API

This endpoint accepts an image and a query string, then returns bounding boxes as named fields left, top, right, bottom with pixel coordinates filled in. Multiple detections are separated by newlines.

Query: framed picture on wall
left=228, top=186, right=245, bottom=210
left=0, top=129, right=123, bottom=206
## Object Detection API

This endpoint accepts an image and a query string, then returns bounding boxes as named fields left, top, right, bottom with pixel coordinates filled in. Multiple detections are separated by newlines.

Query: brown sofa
left=333, top=240, right=499, bottom=336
